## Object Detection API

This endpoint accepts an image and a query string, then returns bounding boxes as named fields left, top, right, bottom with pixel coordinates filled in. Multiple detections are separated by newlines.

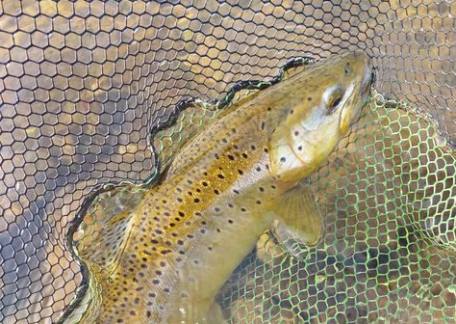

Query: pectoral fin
left=270, top=184, right=323, bottom=256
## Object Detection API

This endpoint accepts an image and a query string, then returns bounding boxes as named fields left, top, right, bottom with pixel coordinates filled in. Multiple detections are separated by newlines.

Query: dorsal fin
left=61, top=183, right=146, bottom=324
left=74, top=185, right=146, bottom=274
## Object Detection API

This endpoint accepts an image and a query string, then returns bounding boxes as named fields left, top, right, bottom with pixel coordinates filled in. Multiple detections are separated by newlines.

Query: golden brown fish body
left=72, top=52, right=373, bottom=323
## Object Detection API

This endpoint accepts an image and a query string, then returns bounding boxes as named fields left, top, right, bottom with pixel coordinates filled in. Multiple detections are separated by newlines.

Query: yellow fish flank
left=69, top=52, right=373, bottom=323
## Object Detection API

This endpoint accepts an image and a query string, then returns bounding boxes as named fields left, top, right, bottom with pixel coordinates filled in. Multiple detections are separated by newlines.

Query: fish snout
left=360, top=60, right=374, bottom=97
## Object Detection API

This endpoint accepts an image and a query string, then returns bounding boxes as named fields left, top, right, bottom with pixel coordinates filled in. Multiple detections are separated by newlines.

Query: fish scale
left=67, top=51, right=373, bottom=323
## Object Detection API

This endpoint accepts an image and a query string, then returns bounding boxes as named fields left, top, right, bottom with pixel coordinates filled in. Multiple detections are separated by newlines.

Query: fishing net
left=0, top=1, right=455, bottom=323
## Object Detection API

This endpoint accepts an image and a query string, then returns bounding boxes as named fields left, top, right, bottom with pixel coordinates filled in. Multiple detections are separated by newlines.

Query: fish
left=64, top=51, right=373, bottom=323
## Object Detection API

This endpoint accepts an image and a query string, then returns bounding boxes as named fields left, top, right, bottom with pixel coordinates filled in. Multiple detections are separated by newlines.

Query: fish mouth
left=360, top=63, right=375, bottom=98
left=347, top=63, right=375, bottom=128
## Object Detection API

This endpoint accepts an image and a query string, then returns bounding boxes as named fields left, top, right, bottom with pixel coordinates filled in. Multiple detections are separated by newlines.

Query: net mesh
left=0, top=1, right=455, bottom=323
left=217, top=93, right=456, bottom=323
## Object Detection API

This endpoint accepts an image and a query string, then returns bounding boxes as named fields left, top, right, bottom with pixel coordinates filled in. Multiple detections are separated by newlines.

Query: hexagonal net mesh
left=0, top=1, right=454, bottom=323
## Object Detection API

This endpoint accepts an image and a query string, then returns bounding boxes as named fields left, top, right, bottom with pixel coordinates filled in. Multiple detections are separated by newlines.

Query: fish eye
left=326, top=87, right=345, bottom=114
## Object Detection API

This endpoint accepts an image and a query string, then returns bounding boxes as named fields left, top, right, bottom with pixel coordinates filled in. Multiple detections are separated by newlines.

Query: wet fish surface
left=65, top=51, right=373, bottom=323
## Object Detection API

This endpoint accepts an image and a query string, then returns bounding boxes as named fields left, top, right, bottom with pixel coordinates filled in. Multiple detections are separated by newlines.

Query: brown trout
left=67, top=51, right=373, bottom=323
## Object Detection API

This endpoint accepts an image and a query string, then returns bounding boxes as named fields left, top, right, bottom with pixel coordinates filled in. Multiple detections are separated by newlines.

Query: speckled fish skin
left=77, top=51, right=373, bottom=323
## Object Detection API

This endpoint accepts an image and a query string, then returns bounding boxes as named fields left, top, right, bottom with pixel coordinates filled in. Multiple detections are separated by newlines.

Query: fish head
left=269, top=51, right=374, bottom=186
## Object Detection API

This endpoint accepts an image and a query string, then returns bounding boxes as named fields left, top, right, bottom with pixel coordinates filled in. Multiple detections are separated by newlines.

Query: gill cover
left=269, top=52, right=372, bottom=186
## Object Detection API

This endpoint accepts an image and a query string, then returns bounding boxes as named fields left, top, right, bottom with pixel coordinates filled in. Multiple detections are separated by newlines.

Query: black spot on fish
left=344, top=63, right=351, bottom=75
left=280, top=157, right=286, bottom=162
left=217, top=173, right=225, bottom=179
left=193, top=198, right=200, bottom=203
left=298, top=145, right=303, bottom=151
left=238, top=169, right=244, bottom=175
left=307, top=97, right=312, bottom=101
left=294, top=130, right=300, bottom=136
left=250, top=145, right=256, bottom=150
left=228, top=154, right=235, bottom=160
left=259, top=187, right=264, bottom=192
left=202, top=181, right=208, bottom=186
left=228, top=219, right=233, bottom=224
left=242, top=153, right=248, bottom=158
